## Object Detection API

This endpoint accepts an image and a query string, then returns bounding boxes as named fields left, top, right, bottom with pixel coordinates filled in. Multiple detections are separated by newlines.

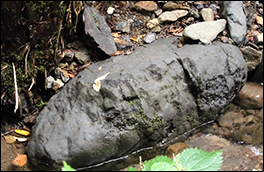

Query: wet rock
left=200, top=8, right=214, bottom=21
left=165, top=142, right=190, bottom=159
left=183, top=19, right=226, bottom=44
left=241, top=46, right=262, bottom=71
left=250, top=61, right=263, bottom=83
left=115, top=21, right=131, bottom=33
left=133, top=1, right=158, bottom=13
left=74, top=51, right=90, bottom=65
left=26, top=38, right=247, bottom=170
left=143, top=32, right=156, bottom=44
left=162, top=1, right=190, bottom=11
left=219, top=1, right=247, bottom=45
left=82, top=6, right=117, bottom=56
left=232, top=82, right=263, bottom=109
left=158, top=10, right=188, bottom=23
left=114, top=37, right=133, bottom=50
left=217, top=111, right=236, bottom=128
left=186, top=134, right=263, bottom=171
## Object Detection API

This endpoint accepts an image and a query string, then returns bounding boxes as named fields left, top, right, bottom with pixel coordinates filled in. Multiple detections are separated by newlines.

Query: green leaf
left=143, top=155, right=175, bottom=171
left=62, top=161, right=76, bottom=171
left=175, top=148, right=223, bottom=171
left=127, top=166, right=139, bottom=171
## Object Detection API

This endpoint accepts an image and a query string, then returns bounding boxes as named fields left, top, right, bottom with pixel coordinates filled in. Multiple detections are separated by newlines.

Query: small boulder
left=219, top=1, right=247, bottom=45
left=232, top=82, right=263, bottom=109
left=183, top=19, right=226, bottom=44
left=158, top=10, right=188, bottom=23
left=133, top=1, right=158, bottom=13
left=241, top=46, right=262, bottom=71
left=200, top=8, right=214, bottom=21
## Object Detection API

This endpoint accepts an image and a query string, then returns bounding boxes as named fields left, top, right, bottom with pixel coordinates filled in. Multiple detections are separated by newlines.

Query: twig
left=54, top=19, right=63, bottom=63
left=28, top=77, right=35, bottom=91
left=12, top=63, right=19, bottom=113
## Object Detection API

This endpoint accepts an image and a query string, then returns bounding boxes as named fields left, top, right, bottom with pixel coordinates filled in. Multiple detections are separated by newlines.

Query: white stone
left=146, top=18, right=159, bottom=29
left=107, top=7, right=115, bottom=14
left=200, top=8, right=214, bottom=21
left=183, top=19, right=227, bottom=44
left=158, top=10, right=188, bottom=23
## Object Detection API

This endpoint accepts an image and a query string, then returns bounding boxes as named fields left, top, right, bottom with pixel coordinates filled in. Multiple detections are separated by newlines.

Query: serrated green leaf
left=143, top=155, right=174, bottom=171
left=175, top=148, right=223, bottom=171
left=150, top=162, right=175, bottom=171
left=127, top=166, right=139, bottom=171
left=62, top=161, right=76, bottom=171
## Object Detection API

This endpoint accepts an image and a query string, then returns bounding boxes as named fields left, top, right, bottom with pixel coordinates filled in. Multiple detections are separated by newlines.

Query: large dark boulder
left=26, top=37, right=247, bottom=170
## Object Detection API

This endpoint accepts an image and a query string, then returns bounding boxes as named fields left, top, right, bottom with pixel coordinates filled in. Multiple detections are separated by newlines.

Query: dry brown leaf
left=255, top=14, right=263, bottom=26
left=130, top=36, right=138, bottom=42
left=58, top=68, right=69, bottom=78
left=111, top=32, right=121, bottom=38
left=3, top=135, right=16, bottom=144
left=12, top=153, right=27, bottom=167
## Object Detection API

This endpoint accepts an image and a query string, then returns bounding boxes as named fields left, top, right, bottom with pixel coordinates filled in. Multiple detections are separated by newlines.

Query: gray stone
left=241, top=46, right=262, bottom=71
left=82, top=6, right=117, bottom=56
left=74, top=51, right=90, bottom=64
left=143, top=32, right=156, bottom=44
left=219, top=1, right=247, bottom=45
left=26, top=38, right=247, bottom=171
left=183, top=19, right=226, bottom=44
left=115, top=21, right=131, bottom=33
left=250, top=60, right=263, bottom=83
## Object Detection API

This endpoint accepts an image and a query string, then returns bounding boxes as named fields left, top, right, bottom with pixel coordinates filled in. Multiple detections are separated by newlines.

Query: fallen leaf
left=94, top=72, right=110, bottom=82
left=92, top=80, right=101, bottom=92
left=14, top=129, right=30, bottom=136
left=93, top=72, right=110, bottom=92
left=12, top=153, right=27, bottom=167
left=58, top=68, right=70, bottom=78
left=255, top=14, right=263, bottom=26
left=3, top=135, right=16, bottom=144
left=13, top=136, right=28, bottom=142
left=111, top=32, right=121, bottom=38
left=98, top=66, right=102, bottom=72
left=130, top=36, right=138, bottom=42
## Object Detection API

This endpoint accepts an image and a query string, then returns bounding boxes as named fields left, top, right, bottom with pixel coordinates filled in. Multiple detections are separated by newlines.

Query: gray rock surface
left=219, top=1, right=247, bottom=45
left=26, top=38, right=247, bottom=170
left=82, top=6, right=117, bottom=56
left=241, top=46, right=263, bottom=71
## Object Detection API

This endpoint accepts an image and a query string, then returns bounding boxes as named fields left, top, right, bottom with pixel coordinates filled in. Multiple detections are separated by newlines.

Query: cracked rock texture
left=26, top=37, right=247, bottom=170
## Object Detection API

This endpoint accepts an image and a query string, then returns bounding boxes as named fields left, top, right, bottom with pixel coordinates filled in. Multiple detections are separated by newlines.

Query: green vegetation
left=61, top=148, right=223, bottom=171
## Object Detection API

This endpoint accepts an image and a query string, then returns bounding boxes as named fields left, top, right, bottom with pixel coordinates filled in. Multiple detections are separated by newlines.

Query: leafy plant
left=62, top=161, right=76, bottom=171
left=61, top=148, right=223, bottom=171
left=128, top=148, right=223, bottom=171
